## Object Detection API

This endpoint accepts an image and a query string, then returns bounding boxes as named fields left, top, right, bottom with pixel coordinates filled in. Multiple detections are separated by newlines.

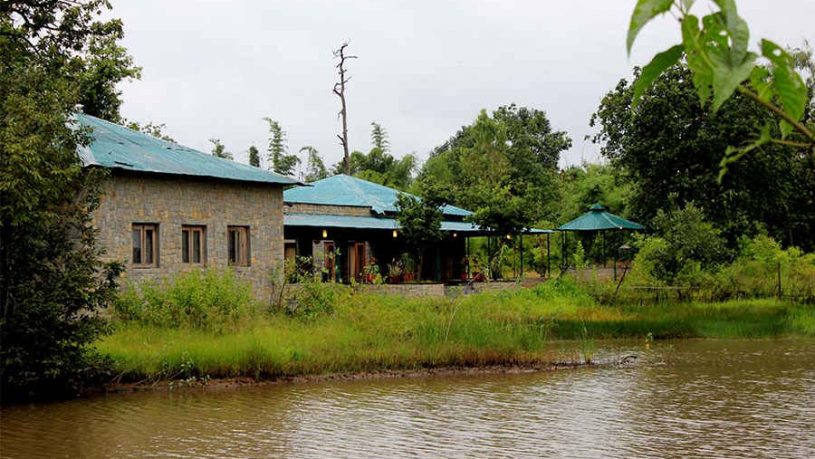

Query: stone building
left=283, top=174, right=494, bottom=283
left=77, top=114, right=300, bottom=298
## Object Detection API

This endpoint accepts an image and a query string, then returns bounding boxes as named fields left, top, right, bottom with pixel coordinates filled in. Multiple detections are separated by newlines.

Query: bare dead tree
left=333, top=41, right=357, bottom=175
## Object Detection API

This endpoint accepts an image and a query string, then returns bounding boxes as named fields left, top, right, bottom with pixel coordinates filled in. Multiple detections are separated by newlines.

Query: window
left=132, top=224, right=159, bottom=267
left=182, top=226, right=206, bottom=264
left=227, top=226, right=250, bottom=266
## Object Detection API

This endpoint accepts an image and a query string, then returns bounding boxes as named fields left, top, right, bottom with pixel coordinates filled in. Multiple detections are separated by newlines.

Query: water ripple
left=2, top=339, right=814, bottom=458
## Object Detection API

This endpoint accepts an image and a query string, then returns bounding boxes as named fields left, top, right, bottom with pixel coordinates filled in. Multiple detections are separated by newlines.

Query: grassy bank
left=96, top=277, right=815, bottom=383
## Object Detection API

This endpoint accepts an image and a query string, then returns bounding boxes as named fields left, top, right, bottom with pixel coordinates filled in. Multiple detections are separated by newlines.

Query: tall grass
left=97, top=277, right=815, bottom=383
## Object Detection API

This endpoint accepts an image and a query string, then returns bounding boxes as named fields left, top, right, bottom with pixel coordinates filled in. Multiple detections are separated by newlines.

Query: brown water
left=2, top=339, right=814, bottom=458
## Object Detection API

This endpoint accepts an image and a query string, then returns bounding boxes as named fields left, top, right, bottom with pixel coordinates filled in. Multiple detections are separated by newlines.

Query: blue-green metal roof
left=284, top=213, right=552, bottom=234
left=283, top=174, right=471, bottom=217
left=558, top=203, right=644, bottom=232
left=285, top=213, right=483, bottom=232
left=75, top=113, right=299, bottom=186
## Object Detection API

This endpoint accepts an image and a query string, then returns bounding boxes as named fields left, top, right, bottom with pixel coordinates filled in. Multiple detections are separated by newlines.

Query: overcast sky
left=112, top=0, right=814, bottom=172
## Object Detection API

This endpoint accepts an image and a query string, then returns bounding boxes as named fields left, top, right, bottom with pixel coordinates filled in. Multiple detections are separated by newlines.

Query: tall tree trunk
left=332, top=42, right=357, bottom=175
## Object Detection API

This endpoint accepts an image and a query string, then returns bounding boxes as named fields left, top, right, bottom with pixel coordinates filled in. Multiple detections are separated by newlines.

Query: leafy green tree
left=395, top=194, right=444, bottom=280
left=248, top=145, right=261, bottom=167
left=631, top=204, right=727, bottom=285
left=263, top=117, right=299, bottom=175
left=125, top=120, right=175, bottom=143
left=591, top=64, right=815, bottom=249
left=1, top=0, right=132, bottom=401
left=370, top=122, right=390, bottom=152
left=332, top=123, right=416, bottom=190
left=209, top=138, right=233, bottom=160
left=627, top=0, right=813, bottom=166
left=419, top=105, right=570, bottom=235
left=299, top=146, right=328, bottom=182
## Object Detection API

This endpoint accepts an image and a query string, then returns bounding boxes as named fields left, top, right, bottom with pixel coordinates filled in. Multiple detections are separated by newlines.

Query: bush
left=712, top=235, right=815, bottom=300
left=113, top=269, right=257, bottom=332
left=286, top=277, right=350, bottom=320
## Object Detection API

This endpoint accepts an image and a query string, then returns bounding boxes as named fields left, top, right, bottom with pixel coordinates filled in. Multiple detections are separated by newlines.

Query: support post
left=519, top=233, right=524, bottom=280
left=546, top=233, right=551, bottom=278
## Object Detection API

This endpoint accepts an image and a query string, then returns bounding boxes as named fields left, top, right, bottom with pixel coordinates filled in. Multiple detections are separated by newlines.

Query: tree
left=209, top=138, right=233, bottom=160
left=263, top=117, right=299, bottom=175
left=626, top=0, right=813, bottom=167
left=419, top=105, right=570, bottom=235
left=333, top=42, right=357, bottom=174
left=125, top=120, right=175, bottom=143
left=370, top=122, right=390, bottom=152
left=299, top=146, right=328, bottom=182
left=1, top=0, right=133, bottom=401
left=248, top=145, right=261, bottom=167
left=395, top=194, right=444, bottom=281
left=591, top=63, right=815, bottom=250
left=331, top=122, right=417, bottom=190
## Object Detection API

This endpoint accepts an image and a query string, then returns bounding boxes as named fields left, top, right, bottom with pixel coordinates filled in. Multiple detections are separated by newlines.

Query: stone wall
left=93, top=172, right=285, bottom=299
left=284, top=202, right=372, bottom=217
left=360, top=283, right=447, bottom=297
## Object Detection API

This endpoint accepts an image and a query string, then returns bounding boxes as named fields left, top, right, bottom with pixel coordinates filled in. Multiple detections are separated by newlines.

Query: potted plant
left=400, top=253, right=416, bottom=282
left=386, top=258, right=403, bottom=284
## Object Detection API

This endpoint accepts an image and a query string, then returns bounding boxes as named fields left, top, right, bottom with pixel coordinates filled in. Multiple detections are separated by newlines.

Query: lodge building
left=79, top=113, right=510, bottom=298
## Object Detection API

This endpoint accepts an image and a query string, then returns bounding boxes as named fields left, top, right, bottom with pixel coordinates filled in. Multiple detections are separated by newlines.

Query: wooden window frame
left=132, top=223, right=159, bottom=268
left=182, top=225, right=206, bottom=265
left=227, top=226, right=250, bottom=267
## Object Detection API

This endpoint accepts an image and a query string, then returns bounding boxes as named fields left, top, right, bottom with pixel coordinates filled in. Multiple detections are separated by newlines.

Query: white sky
left=113, top=0, right=814, bottom=171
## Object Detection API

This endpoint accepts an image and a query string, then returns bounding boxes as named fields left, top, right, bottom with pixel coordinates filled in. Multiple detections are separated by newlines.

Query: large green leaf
left=681, top=15, right=713, bottom=104
left=749, top=66, right=772, bottom=100
left=760, top=39, right=807, bottom=138
left=627, top=0, right=675, bottom=54
left=632, top=44, right=684, bottom=107
left=711, top=0, right=750, bottom=64
left=710, top=52, right=755, bottom=112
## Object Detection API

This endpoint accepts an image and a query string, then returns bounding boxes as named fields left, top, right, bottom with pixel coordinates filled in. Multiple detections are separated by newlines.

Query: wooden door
left=349, top=241, right=366, bottom=282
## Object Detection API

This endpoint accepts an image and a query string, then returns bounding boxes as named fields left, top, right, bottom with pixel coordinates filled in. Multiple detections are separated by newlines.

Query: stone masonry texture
left=93, top=172, right=285, bottom=300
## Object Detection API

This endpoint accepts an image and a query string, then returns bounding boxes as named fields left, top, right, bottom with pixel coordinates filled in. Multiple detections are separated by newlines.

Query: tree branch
left=737, top=85, right=815, bottom=141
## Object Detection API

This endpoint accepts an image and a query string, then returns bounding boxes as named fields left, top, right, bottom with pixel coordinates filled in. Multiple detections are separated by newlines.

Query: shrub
left=113, top=269, right=257, bottom=332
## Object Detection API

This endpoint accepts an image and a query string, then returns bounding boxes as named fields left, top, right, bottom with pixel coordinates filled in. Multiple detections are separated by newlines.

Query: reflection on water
left=2, top=339, right=814, bottom=458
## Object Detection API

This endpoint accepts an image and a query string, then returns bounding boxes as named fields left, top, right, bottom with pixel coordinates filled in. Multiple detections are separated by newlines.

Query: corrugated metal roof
left=285, top=213, right=484, bottom=232
left=559, top=204, right=644, bottom=231
left=283, top=174, right=472, bottom=217
left=75, top=113, right=300, bottom=186
left=284, top=213, right=551, bottom=234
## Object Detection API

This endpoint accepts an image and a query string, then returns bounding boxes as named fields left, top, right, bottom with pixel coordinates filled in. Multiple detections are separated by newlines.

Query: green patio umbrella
left=558, top=204, right=644, bottom=279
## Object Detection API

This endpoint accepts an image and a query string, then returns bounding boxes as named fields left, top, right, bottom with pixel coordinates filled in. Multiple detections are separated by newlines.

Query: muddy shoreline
left=98, top=357, right=636, bottom=396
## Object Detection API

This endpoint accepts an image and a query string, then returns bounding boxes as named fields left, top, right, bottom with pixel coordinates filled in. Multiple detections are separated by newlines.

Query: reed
left=96, top=278, right=815, bottom=383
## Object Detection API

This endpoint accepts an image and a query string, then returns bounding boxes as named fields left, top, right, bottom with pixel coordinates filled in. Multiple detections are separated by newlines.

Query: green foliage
left=395, top=194, right=444, bottom=279
left=208, top=138, right=233, bottom=160
left=713, top=235, right=815, bottom=299
left=113, top=270, right=257, bottom=332
left=592, top=63, right=815, bottom=250
left=98, top=287, right=814, bottom=383
left=1, top=0, right=133, bottom=401
left=419, top=105, right=570, bottom=235
left=370, top=122, right=390, bottom=152
left=627, top=0, right=814, bottom=160
left=299, top=145, right=328, bottom=182
left=125, top=120, right=175, bottom=143
left=630, top=204, right=727, bottom=285
left=248, top=145, right=261, bottom=167
left=263, top=118, right=299, bottom=176
left=333, top=124, right=415, bottom=190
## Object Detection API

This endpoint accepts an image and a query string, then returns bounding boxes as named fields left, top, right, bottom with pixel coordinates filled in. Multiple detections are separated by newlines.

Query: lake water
left=2, top=339, right=814, bottom=458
